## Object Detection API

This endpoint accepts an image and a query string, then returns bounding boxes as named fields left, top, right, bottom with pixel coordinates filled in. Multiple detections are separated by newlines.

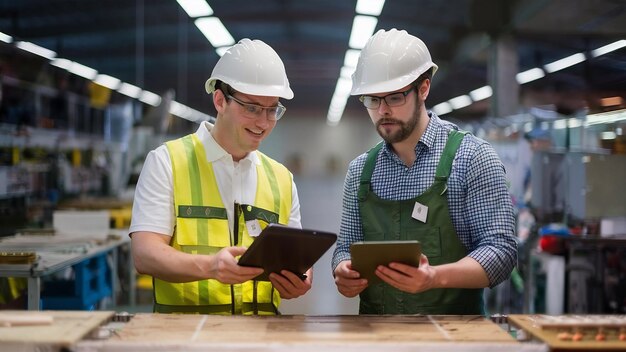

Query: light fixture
left=356, top=0, right=385, bottom=16
left=215, top=46, right=232, bottom=57
left=67, top=62, right=98, bottom=80
left=447, top=95, right=472, bottom=110
left=50, top=58, right=73, bottom=70
left=591, top=40, right=626, bottom=58
left=340, top=66, right=355, bottom=79
left=349, top=15, right=378, bottom=49
left=118, top=83, right=143, bottom=99
left=94, top=74, right=121, bottom=90
left=0, top=31, right=12, bottom=43
left=140, top=91, right=162, bottom=107
left=516, top=68, right=545, bottom=84
left=15, top=41, right=56, bottom=60
left=195, top=17, right=235, bottom=47
left=469, top=86, right=493, bottom=101
left=601, top=131, right=617, bottom=140
left=543, top=53, right=586, bottom=73
left=343, top=49, right=361, bottom=68
left=432, top=102, right=453, bottom=116
left=176, top=0, right=213, bottom=18
left=586, top=110, right=626, bottom=126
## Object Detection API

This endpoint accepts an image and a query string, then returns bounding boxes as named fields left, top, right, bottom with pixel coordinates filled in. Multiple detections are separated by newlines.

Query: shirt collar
left=197, top=121, right=259, bottom=166
left=419, top=111, right=440, bottom=150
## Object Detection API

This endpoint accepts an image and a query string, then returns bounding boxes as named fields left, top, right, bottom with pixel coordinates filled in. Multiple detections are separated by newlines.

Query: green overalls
left=357, top=130, right=484, bottom=315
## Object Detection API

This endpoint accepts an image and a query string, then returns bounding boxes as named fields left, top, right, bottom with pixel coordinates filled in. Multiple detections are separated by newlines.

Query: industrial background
left=0, top=0, right=625, bottom=350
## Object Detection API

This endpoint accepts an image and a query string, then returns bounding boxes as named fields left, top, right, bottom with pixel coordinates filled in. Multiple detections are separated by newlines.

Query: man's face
left=366, top=84, right=423, bottom=144
left=216, top=90, right=279, bottom=159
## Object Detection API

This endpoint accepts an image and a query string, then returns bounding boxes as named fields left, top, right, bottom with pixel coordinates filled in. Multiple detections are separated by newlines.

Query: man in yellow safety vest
left=130, top=39, right=309, bottom=315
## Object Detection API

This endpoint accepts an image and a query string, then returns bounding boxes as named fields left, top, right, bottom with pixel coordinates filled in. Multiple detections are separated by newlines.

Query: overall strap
left=358, top=142, right=384, bottom=202
left=435, top=130, right=467, bottom=178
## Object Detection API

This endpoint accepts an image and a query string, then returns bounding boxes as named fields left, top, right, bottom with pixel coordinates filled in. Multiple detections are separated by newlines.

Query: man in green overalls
left=332, top=29, right=517, bottom=315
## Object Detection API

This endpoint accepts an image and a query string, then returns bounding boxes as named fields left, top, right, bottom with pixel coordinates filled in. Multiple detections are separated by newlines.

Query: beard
left=375, top=102, right=422, bottom=144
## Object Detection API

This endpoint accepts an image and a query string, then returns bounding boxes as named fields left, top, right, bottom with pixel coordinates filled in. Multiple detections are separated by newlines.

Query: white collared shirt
left=129, top=121, right=301, bottom=237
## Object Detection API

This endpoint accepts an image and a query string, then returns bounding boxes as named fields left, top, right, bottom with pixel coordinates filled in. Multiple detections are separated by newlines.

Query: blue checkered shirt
left=332, top=113, right=517, bottom=288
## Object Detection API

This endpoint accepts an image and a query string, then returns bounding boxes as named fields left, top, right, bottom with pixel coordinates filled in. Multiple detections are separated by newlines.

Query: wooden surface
left=93, top=314, right=537, bottom=351
left=508, top=314, right=626, bottom=351
left=0, top=310, right=114, bottom=347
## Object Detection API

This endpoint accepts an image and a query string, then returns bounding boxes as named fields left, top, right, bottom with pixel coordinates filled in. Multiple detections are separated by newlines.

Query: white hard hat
left=350, top=29, right=438, bottom=96
left=205, top=38, right=294, bottom=99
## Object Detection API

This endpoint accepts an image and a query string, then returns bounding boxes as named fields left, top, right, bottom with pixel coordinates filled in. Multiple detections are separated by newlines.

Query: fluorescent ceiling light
left=516, top=67, right=544, bottom=84
left=448, top=95, right=472, bottom=110
left=553, top=119, right=567, bottom=129
left=340, top=66, right=355, bottom=79
left=0, top=31, right=12, bottom=43
left=469, top=85, right=492, bottom=101
left=94, top=74, right=121, bottom=90
left=344, top=49, right=361, bottom=68
left=543, top=52, right=586, bottom=73
left=327, top=94, right=348, bottom=125
left=118, top=82, right=143, bottom=99
left=568, top=118, right=582, bottom=128
left=601, top=131, right=616, bottom=140
left=586, top=110, right=626, bottom=126
left=140, top=91, right=162, bottom=106
left=67, top=62, right=98, bottom=80
left=349, top=15, right=378, bottom=49
left=176, top=0, right=213, bottom=17
left=334, top=77, right=353, bottom=96
left=432, top=102, right=453, bottom=116
left=50, top=58, right=73, bottom=70
left=195, top=17, right=235, bottom=47
left=170, top=101, right=191, bottom=119
left=356, top=0, right=385, bottom=16
left=15, top=41, right=56, bottom=60
left=592, top=40, right=626, bottom=58
left=215, top=46, right=231, bottom=57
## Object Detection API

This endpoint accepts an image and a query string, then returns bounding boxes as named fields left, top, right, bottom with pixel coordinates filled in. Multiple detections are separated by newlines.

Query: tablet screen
left=350, top=240, right=421, bottom=284
left=238, top=224, right=337, bottom=281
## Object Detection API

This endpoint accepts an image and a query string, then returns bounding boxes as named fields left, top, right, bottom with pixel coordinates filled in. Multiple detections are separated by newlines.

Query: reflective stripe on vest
left=155, top=133, right=292, bottom=314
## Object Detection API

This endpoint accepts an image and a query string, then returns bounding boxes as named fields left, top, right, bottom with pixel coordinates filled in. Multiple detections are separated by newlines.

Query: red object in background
left=539, top=235, right=565, bottom=255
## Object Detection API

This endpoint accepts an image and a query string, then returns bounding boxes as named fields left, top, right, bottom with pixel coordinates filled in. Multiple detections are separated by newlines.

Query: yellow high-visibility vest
left=154, top=133, right=292, bottom=314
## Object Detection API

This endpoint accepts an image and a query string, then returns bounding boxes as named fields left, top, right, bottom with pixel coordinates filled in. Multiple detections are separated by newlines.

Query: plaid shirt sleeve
left=331, top=154, right=367, bottom=272
left=457, top=141, right=517, bottom=287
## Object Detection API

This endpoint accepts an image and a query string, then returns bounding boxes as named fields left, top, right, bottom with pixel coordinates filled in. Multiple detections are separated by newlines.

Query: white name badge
left=246, top=219, right=262, bottom=237
left=411, top=202, right=428, bottom=223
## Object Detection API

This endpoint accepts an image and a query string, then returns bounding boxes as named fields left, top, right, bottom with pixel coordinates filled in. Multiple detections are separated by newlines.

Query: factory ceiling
left=1, top=0, right=625, bottom=125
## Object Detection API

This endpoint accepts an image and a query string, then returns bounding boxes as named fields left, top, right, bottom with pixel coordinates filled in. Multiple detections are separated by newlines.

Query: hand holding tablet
left=350, top=240, right=422, bottom=284
left=238, top=224, right=337, bottom=281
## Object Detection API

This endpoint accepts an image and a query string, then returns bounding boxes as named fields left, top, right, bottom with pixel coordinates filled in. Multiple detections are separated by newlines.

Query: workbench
left=0, top=230, right=129, bottom=310
left=1, top=312, right=547, bottom=352
left=3, top=312, right=623, bottom=351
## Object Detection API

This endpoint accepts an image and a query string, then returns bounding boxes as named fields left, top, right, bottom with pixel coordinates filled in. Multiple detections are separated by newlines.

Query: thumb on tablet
left=226, top=246, right=248, bottom=258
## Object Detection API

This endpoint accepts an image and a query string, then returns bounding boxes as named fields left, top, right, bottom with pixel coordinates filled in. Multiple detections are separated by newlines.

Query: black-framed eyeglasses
left=226, top=94, right=286, bottom=121
left=359, top=86, right=416, bottom=110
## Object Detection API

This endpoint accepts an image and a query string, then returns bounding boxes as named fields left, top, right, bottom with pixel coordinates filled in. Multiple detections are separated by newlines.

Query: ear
left=213, top=89, right=227, bottom=113
left=418, top=79, right=431, bottom=101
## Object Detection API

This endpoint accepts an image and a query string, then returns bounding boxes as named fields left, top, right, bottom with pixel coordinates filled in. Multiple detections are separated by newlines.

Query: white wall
left=259, top=112, right=380, bottom=314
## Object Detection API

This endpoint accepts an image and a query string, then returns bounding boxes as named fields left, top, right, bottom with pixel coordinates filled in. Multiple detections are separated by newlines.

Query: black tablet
left=350, top=240, right=421, bottom=284
left=238, top=224, right=337, bottom=281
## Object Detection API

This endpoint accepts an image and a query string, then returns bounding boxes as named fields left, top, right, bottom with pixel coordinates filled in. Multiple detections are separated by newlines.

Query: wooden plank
left=0, top=310, right=114, bottom=347
left=509, top=314, right=626, bottom=350
left=109, top=314, right=517, bottom=348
